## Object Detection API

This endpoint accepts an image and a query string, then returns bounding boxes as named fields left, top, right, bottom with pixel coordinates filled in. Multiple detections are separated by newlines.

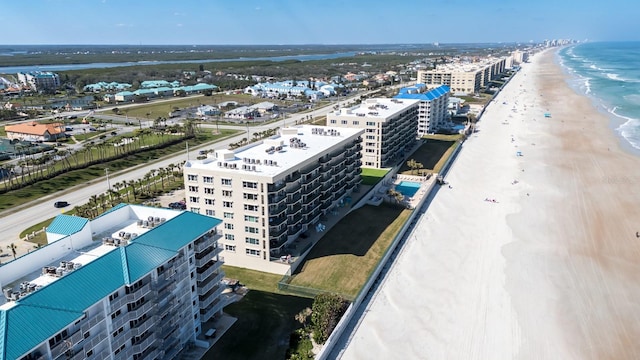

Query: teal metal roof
left=0, top=208, right=222, bottom=360
left=19, top=249, right=126, bottom=312
left=2, top=306, right=83, bottom=360
left=46, top=215, right=89, bottom=236
left=122, top=243, right=176, bottom=282
left=133, top=211, right=222, bottom=251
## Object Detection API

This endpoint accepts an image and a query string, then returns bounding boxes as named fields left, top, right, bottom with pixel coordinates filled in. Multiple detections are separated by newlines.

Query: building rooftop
left=395, top=85, right=450, bottom=101
left=330, top=98, right=420, bottom=119
left=185, top=125, right=364, bottom=178
left=0, top=204, right=222, bottom=360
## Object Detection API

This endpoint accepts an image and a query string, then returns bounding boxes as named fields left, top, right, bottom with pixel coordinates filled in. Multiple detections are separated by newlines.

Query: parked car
left=89, top=127, right=97, bottom=131
left=54, top=201, right=69, bottom=208
left=168, top=202, right=186, bottom=210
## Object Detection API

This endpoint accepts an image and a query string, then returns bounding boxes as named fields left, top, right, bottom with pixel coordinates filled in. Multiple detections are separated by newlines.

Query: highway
left=0, top=91, right=376, bottom=258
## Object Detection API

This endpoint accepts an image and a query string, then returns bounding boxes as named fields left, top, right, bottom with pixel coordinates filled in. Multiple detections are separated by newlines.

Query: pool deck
left=373, top=174, right=436, bottom=210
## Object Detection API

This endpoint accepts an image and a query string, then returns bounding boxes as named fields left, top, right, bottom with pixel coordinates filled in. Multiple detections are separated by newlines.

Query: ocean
left=558, top=41, right=640, bottom=150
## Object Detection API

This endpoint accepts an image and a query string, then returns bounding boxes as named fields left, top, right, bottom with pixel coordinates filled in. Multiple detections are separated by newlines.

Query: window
left=223, top=212, right=234, bottom=219
left=330, top=119, right=336, bottom=124
left=243, top=181, right=258, bottom=189
left=245, top=226, right=259, bottom=234
left=224, top=223, right=234, bottom=230
left=205, top=198, right=215, bottom=205
left=223, top=201, right=233, bottom=208
left=366, top=121, right=376, bottom=126
left=243, top=193, right=258, bottom=200
left=246, top=249, right=260, bottom=256
left=225, top=245, right=236, bottom=252
left=191, top=207, right=200, bottom=214
left=222, top=190, right=233, bottom=197
left=109, top=291, right=119, bottom=301
left=111, top=309, right=121, bottom=319
left=244, top=215, right=259, bottom=223
left=205, top=209, right=215, bottom=216
left=203, top=176, right=214, bottom=183
left=189, top=196, right=199, bottom=203
left=188, top=186, right=198, bottom=192
left=221, top=178, right=232, bottom=186
left=187, top=174, right=198, bottom=181
left=366, top=135, right=375, bottom=140
left=225, top=234, right=235, bottom=241
left=112, top=326, right=124, bottom=338
left=204, top=187, right=215, bottom=194
left=244, top=204, right=259, bottom=211
left=353, top=120, right=360, bottom=125
left=245, top=237, right=260, bottom=245
left=341, top=120, right=347, bottom=124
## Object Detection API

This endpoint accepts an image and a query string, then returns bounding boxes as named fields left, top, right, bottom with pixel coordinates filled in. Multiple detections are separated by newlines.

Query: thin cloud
left=176, top=23, right=183, bottom=27
left=255, top=7, right=261, bottom=11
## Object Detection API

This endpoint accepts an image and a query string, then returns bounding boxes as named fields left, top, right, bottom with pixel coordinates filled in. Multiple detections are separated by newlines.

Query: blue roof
left=0, top=208, right=222, bottom=360
left=46, top=215, right=88, bottom=236
left=395, top=84, right=450, bottom=101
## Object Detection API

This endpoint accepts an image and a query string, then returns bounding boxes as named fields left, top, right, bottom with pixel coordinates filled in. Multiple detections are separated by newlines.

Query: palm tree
left=406, top=159, right=423, bottom=175
left=7, top=243, right=18, bottom=259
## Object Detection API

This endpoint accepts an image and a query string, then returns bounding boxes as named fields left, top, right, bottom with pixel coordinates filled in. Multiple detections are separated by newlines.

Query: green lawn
left=203, top=291, right=312, bottom=360
left=221, top=266, right=293, bottom=295
left=287, top=204, right=411, bottom=299
left=360, top=167, right=389, bottom=185
left=400, top=135, right=462, bottom=174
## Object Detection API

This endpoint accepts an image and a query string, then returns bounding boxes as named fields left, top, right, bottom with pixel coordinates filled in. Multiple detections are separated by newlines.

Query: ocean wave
left=611, top=107, right=640, bottom=150
left=605, top=72, right=640, bottom=83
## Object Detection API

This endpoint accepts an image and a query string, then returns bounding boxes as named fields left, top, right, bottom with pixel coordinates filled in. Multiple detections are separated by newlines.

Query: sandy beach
left=338, top=48, right=640, bottom=359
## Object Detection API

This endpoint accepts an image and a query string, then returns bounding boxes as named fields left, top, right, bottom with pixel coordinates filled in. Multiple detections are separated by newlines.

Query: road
left=0, top=90, right=383, bottom=257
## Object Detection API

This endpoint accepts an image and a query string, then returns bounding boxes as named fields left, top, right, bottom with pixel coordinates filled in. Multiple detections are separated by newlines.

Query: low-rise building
left=327, top=98, right=419, bottom=168
left=4, top=122, right=65, bottom=142
left=0, top=204, right=225, bottom=360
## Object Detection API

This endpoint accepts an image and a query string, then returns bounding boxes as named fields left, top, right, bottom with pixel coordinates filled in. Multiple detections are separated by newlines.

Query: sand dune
left=337, top=49, right=640, bottom=359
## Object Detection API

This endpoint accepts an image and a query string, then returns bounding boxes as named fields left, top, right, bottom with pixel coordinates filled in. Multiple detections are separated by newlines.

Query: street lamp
left=105, top=168, right=111, bottom=190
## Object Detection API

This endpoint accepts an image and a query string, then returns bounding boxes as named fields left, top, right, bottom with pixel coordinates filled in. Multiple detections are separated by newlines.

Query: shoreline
left=338, top=47, right=640, bottom=359
left=554, top=46, right=640, bottom=158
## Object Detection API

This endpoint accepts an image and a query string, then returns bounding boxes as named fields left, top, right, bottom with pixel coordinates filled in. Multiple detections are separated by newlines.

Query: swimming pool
left=395, top=181, right=421, bottom=197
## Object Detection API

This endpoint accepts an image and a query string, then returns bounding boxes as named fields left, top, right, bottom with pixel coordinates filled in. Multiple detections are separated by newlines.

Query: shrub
left=310, top=293, right=349, bottom=344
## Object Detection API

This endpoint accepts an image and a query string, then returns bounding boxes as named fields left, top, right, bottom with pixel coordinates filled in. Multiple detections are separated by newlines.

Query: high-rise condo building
left=394, top=84, right=450, bottom=136
left=184, top=125, right=364, bottom=274
left=0, top=204, right=224, bottom=360
left=327, top=98, right=420, bottom=168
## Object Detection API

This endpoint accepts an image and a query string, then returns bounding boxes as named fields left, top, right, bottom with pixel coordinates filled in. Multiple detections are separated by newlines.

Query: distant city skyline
left=2, top=0, right=637, bottom=45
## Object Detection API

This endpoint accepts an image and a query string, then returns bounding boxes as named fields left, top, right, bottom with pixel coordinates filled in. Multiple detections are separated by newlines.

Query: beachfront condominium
left=0, top=204, right=225, bottom=360
left=327, top=98, right=419, bottom=169
left=416, top=57, right=506, bottom=94
left=394, top=84, right=450, bottom=136
left=17, top=71, right=61, bottom=92
left=183, top=125, right=364, bottom=274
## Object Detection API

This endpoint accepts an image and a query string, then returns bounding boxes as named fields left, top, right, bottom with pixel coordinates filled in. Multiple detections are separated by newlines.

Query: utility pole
left=105, top=168, right=111, bottom=190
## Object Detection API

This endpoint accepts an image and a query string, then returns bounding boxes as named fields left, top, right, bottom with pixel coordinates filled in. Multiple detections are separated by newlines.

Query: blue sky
left=3, top=0, right=638, bottom=45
